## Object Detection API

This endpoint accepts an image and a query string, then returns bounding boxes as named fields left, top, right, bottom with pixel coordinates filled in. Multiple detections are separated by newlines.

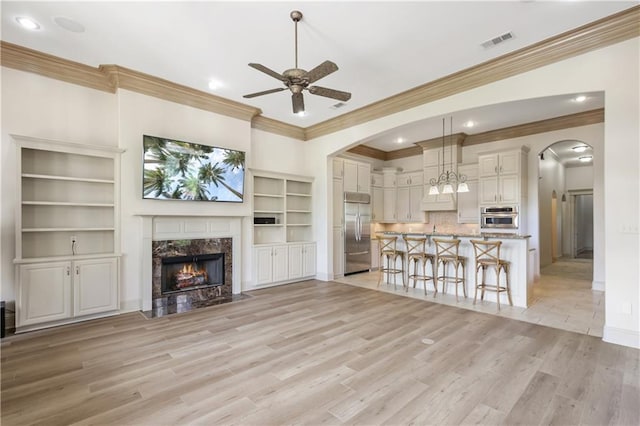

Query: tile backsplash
left=372, top=211, right=480, bottom=235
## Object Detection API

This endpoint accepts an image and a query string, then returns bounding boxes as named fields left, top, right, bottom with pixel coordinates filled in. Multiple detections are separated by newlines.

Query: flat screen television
left=142, top=135, right=245, bottom=202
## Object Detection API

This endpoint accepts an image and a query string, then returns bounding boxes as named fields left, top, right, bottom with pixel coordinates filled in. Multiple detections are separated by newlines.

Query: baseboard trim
left=603, top=325, right=640, bottom=349
left=315, top=272, right=331, bottom=282
left=592, top=280, right=605, bottom=291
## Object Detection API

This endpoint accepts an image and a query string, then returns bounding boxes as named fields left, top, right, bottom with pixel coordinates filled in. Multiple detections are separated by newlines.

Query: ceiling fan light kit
left=429, top=117, right=469, bottom=195
left=243, top=10, right=351, bottom=114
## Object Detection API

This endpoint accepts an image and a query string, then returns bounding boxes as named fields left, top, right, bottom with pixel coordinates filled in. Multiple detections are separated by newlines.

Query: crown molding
left=305, top=5, right=639, bottom=140
left=1, top=41, right=260, bottom=122
left=346, top=145, right=387, bottom=161
left=1, top=6, right=636, bottom=139
left=0, top=41, right=116, bottom=92
left=463, top=108, right=604, bottom=146
left=251, top=116, right=306, bottom=140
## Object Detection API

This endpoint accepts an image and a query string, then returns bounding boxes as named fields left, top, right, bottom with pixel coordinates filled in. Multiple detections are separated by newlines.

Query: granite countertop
left=380, top=231, right=531, bottom=240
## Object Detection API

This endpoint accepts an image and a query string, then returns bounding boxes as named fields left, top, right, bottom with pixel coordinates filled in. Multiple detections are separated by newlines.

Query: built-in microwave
left=480, top=206, right=518, bottom=229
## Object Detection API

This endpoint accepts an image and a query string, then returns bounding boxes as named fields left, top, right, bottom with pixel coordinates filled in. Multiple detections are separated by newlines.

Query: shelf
left=22, top=173, right=114, bottom=184
left=287, top=224, right=312, bottom=227
left=23, top=201, right=115, bottom=207
left=286, top=210, right=311, bottom=213
left=254, top=224, right=284, bottom=227
left=14, top=253, right=122, bottom=264
left=286, top=192, right=311, bottom=197
left=22, top=227, right=115, bottom=232
left=254, top=193, right=284, bottom=198
left=254, top=210, right=284, bottom=214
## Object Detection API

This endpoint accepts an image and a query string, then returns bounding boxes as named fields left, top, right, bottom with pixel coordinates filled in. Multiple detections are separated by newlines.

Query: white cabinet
left=333, top=227, right=344, bottom=278
left=371, top=172, right=383, bottom=222
left=371, top=238, right=380, bottom=270
left=477, top=148, right=528, bottom=206
left=343, top=160, right=371, bottom=194
left=254, top=245, right=289, bottom=285
left=12, top=135, right=123, bottom=332
left=396, top=171, right=424, bottom=222
left=333, top=178, right=344, bottom=227
left=457, top=164, right=479, bottom=223
left=17, top=257, right=118, bottom=329
left=288, top=243, right=316, bottom=280
left=382, top=168, right=398, bottom=222
left=333, top=158, right=344, bottom=179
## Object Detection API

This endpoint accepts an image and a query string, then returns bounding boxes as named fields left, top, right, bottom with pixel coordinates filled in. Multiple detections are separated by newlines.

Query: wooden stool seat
left=377, top=236, right=406, bottom=290
left=403, top=236, right=436, bottom=295
left=470, top=239, right=512, bottom=310
left=433, top=238, right=467, bottom=301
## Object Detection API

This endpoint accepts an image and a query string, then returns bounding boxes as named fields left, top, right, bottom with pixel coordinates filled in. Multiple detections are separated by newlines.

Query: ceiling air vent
left=330, top=102, right=347, bottom=109
left=481, top=31, right=514, bottom=49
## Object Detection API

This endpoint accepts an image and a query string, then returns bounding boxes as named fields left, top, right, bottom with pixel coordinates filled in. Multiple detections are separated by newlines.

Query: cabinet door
left=409, top=185, right=424, bottom=222
left=383, top=188, right=397, bottom=222
left=396, top=173, right=411, bottom=187
left=478, top=154, right=499, bottom=177
left=333, top=178, right=344, bottom=227
left=333, top=227, right=344, bottom=277
left=371, top=172, right=383, bottom=187
left=499, top=175, right=519, bottom=204
left=499, top=151, right=520, bottom=175
left=372, top=186, right=383, bottom=222
left=74, top=258, right=118, bottom=316
left=272, top=245, right=289, bottom=282
left=288, top=245, right=303, bottom=280
left=332, top=158, right=344, bottom=179
left=343, top=161, right=358, bottom=192
left=479, top=177, right=499, bottom=204
left=396, top=187, right=411, bottom=222
left=303, top=243, right=316, bottom=277
left=255, top=247, right=274, bottom=285
left=457, top=180, right=479, bottom=223
left=357, top=163, right=371, bottom=194
left=18, top=262, right=72, bottom=326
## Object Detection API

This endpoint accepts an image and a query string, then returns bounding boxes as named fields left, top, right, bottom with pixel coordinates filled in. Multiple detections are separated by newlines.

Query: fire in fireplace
left=161, top=253, right=224, bottom=294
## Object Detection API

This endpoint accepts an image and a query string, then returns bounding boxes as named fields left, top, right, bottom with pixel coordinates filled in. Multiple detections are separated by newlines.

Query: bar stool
left=377, top=235, right=405, bottom=290
left=433, top=238, right=467, bottom=301
left=403, top=236, right=436, bottom=295
left=470, top=239, right=512, bottom=310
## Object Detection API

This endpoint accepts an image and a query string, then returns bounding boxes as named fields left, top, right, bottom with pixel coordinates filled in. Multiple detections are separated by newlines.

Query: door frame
left=567, top=189, right=594, bottom=259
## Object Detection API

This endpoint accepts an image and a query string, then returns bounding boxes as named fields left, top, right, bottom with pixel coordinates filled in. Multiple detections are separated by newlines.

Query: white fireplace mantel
left=138, top=215, right=242, bottom=311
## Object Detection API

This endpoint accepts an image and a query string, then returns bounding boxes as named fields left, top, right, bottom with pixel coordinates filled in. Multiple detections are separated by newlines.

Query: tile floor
left=335, top=257, right=604, bottom=337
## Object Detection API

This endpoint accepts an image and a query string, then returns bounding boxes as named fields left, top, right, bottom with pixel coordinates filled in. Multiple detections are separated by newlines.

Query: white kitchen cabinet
left=457, top=164, right=479, bottom=224
left=383, top=188, right=397, bottom=222
left=333, top=178, right=344, bottom=227
left=372, top=186, right=384, bottom=222
left=333, top=227, right=344, bottom=278
left=255, top=245, right=289, bottom=285
left=333, top=158, right=344, bottom=179
left=371, top=238, right=380, bottom=270
left=396, top=170, right=423, bottom=187
left=477, top=148, right=528, bottom=206
left=17, top=257, right=119, bottom=330
left=343, top=160, right=371, bottom=194
left=396, top=185, right=424, bottom=222
left=371, top=171, right=383, bottom=187
left=288, top=243, right=316, bottom=280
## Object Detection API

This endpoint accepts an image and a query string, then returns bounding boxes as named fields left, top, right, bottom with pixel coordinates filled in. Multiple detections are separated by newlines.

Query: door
left=479, top=177, right=499, bottom=204
left=343, top=161, right=358, bottom=192
left=397, top=186, right=410, bottom=221
left=19, top=261, right=72, bottom=326
left=499, top=174, right=519, bottom=204
left=383, top=188, right=396, bottom=222
left=272, top=245, right=289, bottom=282
left=409, top=184, right=424, bottom=221
left=288, top=244, right=303, bottom=280
left=357, top=163, right=371, bottom=193
left=74, top=258, right=118, bottom=316
left=255, top=246, right=274, bottom=285
left=344, top=201, right=359, bottom=256
left=457, top=180, right=479, bottom=223
left=303, top=243, right=316, bottom=277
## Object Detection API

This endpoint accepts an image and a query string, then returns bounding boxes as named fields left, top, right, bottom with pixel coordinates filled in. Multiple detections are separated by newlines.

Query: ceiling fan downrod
left=291, top=10, right=302, bottom=69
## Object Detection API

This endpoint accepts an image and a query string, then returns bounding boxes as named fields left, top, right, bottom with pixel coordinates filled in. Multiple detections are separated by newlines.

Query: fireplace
left=151, top=237, right=233, bottom=316
left=161, top=253, right=224, bottom=294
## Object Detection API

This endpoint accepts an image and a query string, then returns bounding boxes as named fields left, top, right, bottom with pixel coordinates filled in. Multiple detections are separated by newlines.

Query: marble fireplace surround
left=140, top=216, right=242, bottom=312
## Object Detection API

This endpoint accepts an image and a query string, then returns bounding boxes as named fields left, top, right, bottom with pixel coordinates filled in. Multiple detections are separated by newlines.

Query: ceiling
left=0, top=1, right=634, bottom=159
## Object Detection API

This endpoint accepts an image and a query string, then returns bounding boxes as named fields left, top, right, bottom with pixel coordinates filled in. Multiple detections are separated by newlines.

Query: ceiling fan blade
left=248, top=63, right=286, bottom=81
left=305, top=60, right=338, bottom=84
left=243, top=87, right=286, bottom=99
left=308, top=85, right=352, bottom=102
left=292, top=92, right=305, bottom=114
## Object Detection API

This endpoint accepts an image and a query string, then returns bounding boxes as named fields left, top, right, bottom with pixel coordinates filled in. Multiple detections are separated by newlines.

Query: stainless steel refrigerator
left=344, top=192, right=371, bottom=275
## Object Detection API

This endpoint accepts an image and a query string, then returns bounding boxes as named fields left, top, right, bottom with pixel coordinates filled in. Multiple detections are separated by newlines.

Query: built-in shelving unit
left=12, top=135, right=123, bottom=332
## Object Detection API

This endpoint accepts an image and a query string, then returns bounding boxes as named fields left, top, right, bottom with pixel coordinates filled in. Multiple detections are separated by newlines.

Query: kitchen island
left=378, top=232, right=532, bottom=308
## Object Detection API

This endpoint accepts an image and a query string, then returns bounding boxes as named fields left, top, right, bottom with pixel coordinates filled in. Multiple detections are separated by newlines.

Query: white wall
left=1, top=68, right=119, bottom=306
left=305, top=38, right=639, bottom=348
left=566, top=165, right=594, bottom=190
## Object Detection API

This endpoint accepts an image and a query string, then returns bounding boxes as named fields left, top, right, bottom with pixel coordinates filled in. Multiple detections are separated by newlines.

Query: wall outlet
left=621, top=302, right=633, bottom=315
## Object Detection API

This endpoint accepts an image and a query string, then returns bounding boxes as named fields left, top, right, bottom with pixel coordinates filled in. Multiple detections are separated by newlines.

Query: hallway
left=336, top=257, right=603, bottom=337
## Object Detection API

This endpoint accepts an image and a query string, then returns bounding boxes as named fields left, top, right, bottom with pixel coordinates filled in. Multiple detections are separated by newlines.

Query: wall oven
left=481, top=206, right=519, bottom=229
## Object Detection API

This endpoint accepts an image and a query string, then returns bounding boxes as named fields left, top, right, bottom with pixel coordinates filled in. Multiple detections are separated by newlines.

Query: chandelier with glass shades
left=428, top=117, right=469, bottom=195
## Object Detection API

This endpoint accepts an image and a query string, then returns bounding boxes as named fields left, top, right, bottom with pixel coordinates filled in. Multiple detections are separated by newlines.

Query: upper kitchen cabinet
left=332, top=158, right=344, bottom=179
left=396, top=170, right=424, bottom=223
left=477, top=148, right=529, bottom=206
left=456, top=163, right=479, bottom=223
left=343, top=160, right=371, bottom=194
left=371, top=172, right=383, bottom=222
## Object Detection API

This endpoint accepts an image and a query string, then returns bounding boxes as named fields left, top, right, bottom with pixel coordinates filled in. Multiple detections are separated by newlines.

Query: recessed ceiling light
left=579, top=155, right=593, bottom=162
left=53, top=16, right=85, bottom=33
left=16, top=17, right=40, bottom=30
left=208, top=80, right=223, bottom=90
left=463, top=120, right=475, bottom=128
left=396, top=137, right=404, bottom=144
left=296, top=111, right=306, bottom=117
left=574, top=95, right=587, bottom=103
left=572, top=145, right=588, bottom=152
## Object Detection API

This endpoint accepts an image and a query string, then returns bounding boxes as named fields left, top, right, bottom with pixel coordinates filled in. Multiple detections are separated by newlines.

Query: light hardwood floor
left=1, top=280, right=638, bottom=425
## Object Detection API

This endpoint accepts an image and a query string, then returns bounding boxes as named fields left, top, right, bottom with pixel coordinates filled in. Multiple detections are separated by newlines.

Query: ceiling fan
left=243, top=10, right=351, bottom=114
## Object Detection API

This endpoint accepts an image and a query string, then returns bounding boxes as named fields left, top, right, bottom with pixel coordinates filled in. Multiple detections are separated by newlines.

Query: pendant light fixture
left=428, top=117, right=469, bottom=195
